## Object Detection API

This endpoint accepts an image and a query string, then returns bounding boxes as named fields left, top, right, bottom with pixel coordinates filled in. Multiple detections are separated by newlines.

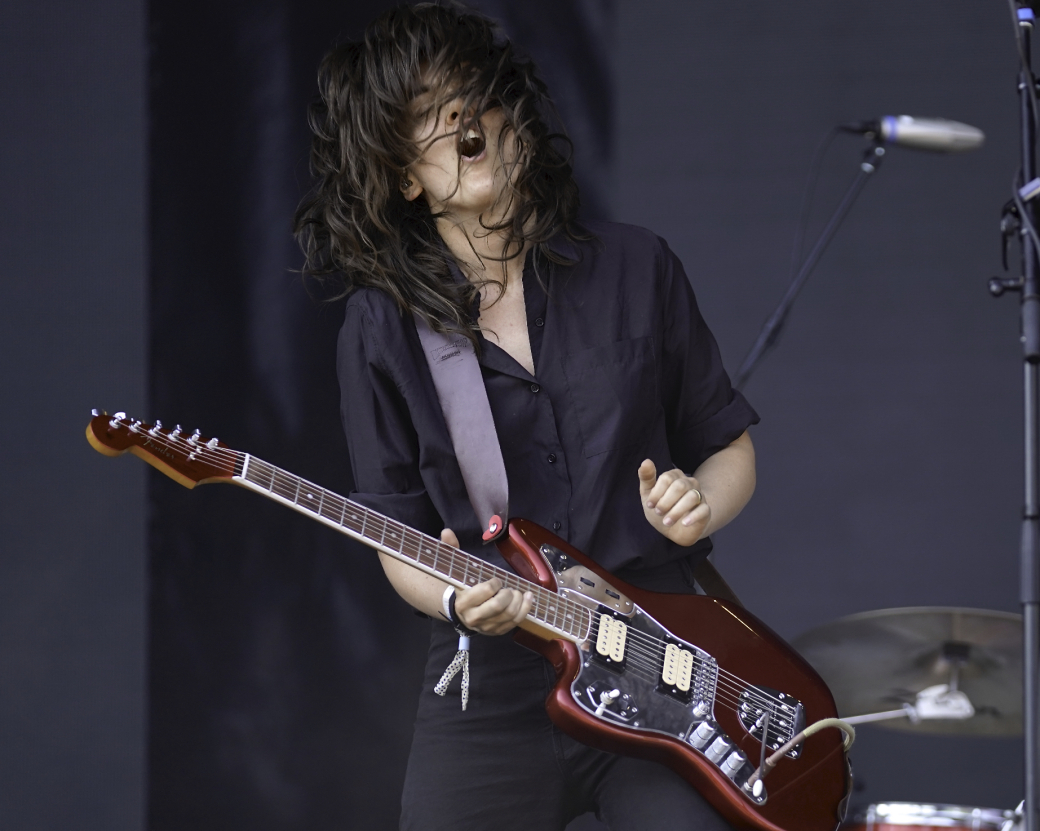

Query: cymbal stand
left=992, top=6, right=1040, bottom=831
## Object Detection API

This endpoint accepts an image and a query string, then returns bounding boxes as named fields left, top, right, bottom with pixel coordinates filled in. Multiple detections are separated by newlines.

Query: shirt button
left=552, top=521, right=562, bottom=531
left=530, top=383, right=540, bottom=393
left=547, top=453, right=557, bottom=463
left=535, top=317, right=544, bottom=327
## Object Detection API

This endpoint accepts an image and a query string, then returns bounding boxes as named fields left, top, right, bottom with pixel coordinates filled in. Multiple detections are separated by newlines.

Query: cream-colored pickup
left=661, top=643, right=695, bottom=692
left=595, top=614, right=628, bottom=662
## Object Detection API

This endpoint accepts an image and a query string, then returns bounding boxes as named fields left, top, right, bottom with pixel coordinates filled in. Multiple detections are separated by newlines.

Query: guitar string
left=587, top=621, right=795, bottom=732
left=147, top=421, right=793, bottom=718
left=141, top=425, right=792, bottom=717
left=590, top=615, right=791, bottom=713
left=246, top=454, right=590, bottom=625
left=596, top=622, right=792, bottom=715
left=112, top=421, right=795, bottom=716
left=129, top=427, right=596, bottom=639
left=580, top=646, right=781, bottom=746
left=588, top=619, right=793, bottom=721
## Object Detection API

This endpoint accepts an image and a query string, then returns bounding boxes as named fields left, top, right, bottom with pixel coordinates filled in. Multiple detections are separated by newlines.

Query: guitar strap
left=413, top=315, right=509, bottom=541
left=414, top=313, right=744, bottom=608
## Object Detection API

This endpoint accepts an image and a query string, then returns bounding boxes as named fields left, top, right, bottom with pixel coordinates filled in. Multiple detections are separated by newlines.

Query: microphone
left=840, top=115, right=985, bottom=152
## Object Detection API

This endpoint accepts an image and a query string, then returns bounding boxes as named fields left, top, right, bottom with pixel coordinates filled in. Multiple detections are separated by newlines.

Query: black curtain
left=147, top=2, right=613, bottom=827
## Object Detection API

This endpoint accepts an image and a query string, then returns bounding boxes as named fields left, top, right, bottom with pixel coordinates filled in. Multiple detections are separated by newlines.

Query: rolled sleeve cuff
left=674, top=390, right=760, bottom=470
left=348, top=490, right=444, bottom=539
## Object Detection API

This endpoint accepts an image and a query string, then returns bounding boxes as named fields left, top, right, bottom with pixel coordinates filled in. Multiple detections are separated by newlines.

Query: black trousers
left=400, top=623, right=735, bottom=831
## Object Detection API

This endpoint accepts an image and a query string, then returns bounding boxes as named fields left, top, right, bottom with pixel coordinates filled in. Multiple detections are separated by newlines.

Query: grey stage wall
left=0, top=1, right=147, bottom=830
left=615, top=0, right=1026, bottom=811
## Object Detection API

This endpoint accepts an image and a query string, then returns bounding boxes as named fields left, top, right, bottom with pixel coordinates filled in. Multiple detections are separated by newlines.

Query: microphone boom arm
left=734, top=142, right=886, bottom=391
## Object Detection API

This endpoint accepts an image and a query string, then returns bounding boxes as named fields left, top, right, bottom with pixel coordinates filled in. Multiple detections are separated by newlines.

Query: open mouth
left=459, top=126, right=486, bottom=160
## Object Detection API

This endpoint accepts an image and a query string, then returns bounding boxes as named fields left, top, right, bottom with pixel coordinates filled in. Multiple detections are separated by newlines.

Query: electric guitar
left=86, top=410, right=850, bottom=831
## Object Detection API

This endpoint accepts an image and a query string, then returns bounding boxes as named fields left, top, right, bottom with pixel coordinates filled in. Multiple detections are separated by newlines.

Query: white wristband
left=442, top=585, right=455, bottom=621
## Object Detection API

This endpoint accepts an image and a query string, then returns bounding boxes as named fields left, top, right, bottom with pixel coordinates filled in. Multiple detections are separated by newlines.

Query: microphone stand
left=734, top=142, right=886, bottom=390
left=993, top=7, right=1040, bottom=831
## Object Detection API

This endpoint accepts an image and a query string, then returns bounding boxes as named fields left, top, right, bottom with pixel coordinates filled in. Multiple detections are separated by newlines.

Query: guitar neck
left=232, top=453, right=591, bottom=644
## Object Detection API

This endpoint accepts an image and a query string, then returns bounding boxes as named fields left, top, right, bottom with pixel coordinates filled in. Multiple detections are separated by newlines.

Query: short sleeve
left=657, top=238, right=759, bottom=472
left=337, top=302, right=444, bottom=537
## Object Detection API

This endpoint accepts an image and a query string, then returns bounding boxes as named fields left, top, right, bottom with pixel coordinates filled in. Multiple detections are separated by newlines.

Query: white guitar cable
left=745, top=718, right=856, bottom=794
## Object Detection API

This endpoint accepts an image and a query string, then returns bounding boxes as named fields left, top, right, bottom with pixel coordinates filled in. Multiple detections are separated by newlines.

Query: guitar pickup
left=592, top=612, right=628, bottom=670
left=656, top=641, right=696, bottom=703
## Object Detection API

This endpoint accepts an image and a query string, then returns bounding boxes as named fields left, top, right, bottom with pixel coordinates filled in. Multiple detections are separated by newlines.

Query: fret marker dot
left=468, top=577, right=476, bottom=584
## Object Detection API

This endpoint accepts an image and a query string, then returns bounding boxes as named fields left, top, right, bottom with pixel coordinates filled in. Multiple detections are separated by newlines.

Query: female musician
left=295, top=4, right=758, bottom=828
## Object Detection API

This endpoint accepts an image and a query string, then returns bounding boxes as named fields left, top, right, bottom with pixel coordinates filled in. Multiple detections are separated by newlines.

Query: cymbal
left=790, top=607, right=1023, bottom=736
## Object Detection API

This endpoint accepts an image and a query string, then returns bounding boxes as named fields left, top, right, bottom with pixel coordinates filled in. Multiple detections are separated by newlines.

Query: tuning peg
left=171, top=425, right=182, bottom=439
left=148, top=420, right=163, bottom=437
left=109, top=412, right=127, bottom=429
left=206, top=437, right=219, bottom=448
left=188, top=429, right=201, bottom=446
left=129, top=420, right=143, bottom=433
left=91, top=408, right=106, bottom=417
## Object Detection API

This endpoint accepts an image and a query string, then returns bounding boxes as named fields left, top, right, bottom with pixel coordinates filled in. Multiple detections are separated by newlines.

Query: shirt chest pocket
left=561, top=336, right=661, bottom=458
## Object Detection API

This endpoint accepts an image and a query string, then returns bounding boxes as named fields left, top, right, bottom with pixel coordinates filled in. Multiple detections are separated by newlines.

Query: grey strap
left=414, top=315, right=509, bottom=539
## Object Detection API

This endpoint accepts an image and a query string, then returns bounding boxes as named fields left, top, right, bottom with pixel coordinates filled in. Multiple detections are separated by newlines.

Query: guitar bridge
left=738, top=687, right=805, bottom=758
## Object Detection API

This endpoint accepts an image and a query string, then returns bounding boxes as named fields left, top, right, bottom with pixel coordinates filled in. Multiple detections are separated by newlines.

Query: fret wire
left=384, top=519, right=402, bottom=552
left=244, top=457, right=593, bottom=639
left=401, top=528, right=422, bottom=563
left=324, top=491, right=341, bottom=523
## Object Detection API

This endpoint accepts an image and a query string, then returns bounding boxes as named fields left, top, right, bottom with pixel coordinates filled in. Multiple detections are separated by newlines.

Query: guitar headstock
left=86, top=410, right=238, bottom=488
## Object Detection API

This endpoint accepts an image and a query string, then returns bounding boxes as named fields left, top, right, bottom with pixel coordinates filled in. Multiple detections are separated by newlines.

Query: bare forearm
left=640, top=430, right=756, bottom=546
left=695, top=430, right=756, bottom=537
left=378, top=552, right=451, bottom=620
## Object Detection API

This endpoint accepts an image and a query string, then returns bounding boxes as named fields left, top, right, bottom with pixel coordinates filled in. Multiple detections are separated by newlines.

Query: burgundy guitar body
left=500, top=519, right=851, bottom=831
left=85, top=412, right=851, bottom=831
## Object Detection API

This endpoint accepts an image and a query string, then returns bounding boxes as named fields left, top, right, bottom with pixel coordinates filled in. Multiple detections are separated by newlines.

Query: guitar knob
left=705, top=736, right=732, bottom=763
left=689, top=721, right=715, bottom=749
left=721, top=750, right=746, bottom=777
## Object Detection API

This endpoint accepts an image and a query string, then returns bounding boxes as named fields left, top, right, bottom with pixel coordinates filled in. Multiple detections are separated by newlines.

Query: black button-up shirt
left=337, top=220, right=758, bottom=576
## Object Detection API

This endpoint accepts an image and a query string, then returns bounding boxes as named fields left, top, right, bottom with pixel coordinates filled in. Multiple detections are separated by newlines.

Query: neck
left=436, top=214, right=529, bottom=287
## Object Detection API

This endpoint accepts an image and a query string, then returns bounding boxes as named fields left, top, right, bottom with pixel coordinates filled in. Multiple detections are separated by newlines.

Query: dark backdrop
left=1, top=1, right=146, bottom=830
left=1, top=0, right=1032, bottom=829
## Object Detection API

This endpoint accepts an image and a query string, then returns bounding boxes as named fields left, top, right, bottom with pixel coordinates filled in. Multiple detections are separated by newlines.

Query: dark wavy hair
left=293, top=2, right=584, bottom=338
